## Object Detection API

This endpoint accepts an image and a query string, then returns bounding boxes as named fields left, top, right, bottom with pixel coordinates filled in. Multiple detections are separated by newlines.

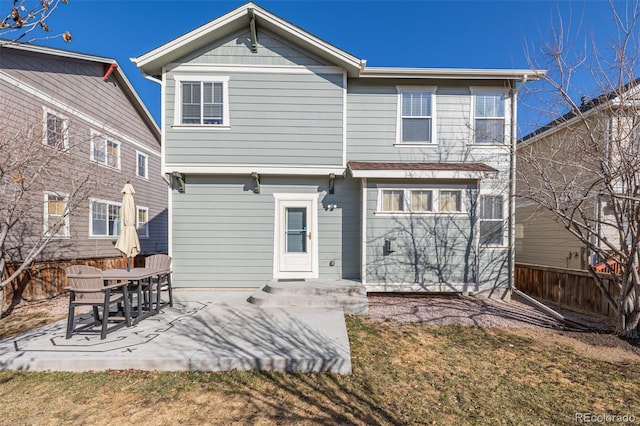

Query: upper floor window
left=137, top=206, right=149, bottom=238
left=174, top=75, right=230, bottom=127
left=91, top=133, right=120, bottom=170
left=90, top=200, right=121, bottom=237
left=44, top=192, right=69, bottom=238
left=378, top=188, right=442, bottom=213
left=474, top=92, right=505, bottom=144
left=479, top=195, right=504, bottom=245
left=398, top=87, right=436, bottom=144
left=136, top=151, right=148, bottom=179
left=43, top=108, right=68, bottom=149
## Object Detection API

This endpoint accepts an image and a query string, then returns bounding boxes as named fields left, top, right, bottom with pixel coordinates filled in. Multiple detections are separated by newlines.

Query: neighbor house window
left=480, top=195, right=504, bottom=245
left=91, top=133, right=120, bottom=169
left=399, top=88, right=435, bottom=143
left=91, top=200, right=121, bottom=237
left=136, top=152, right=148, bottom=179
left=474, top=92, right=505, bottom=144
left=440, top=191, right=462, bottom=212
left=176, top=76, right=230, bottom=126
left=137, top=206, right=149, bottom=238
left=44, top=192, right=69, bottom=238
left=43, top=109, right=68, bottom=149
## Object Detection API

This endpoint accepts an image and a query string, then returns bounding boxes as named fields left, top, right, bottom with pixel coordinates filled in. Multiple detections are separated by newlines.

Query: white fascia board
left=349, top=169, right=494, bottom=180
left=165, top=164, right=346, bottom=176
left=1, top=42, right=116, bottom=64
left=166, top=63, right=345, bottom=75
left=360, top=67, right=545, bottom=81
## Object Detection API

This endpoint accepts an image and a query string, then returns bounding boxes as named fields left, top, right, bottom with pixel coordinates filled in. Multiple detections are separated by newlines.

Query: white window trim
left=136, top=150, right=149, bottom=180
left=136, top=206, right=149, bottom=238
left=396, top=86, right=438, bottom=145
left=470, top=87, right=509, bottom=145
left=43, top=191, right=70, bottom=239
left=173, top=75, right=230, bottom=128
left=42, top=107, right=69, bottom=150
left=376, top=186, right=464, bottom=215
left=89, top=198, right=122, bottom=238
left=479, top=194, right=507, bottom=247
left=90, top=130, right=121, bottom=171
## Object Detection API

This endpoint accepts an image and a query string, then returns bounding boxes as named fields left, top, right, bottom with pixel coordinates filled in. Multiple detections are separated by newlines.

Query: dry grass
left=1, top=314, right=640, bottom=425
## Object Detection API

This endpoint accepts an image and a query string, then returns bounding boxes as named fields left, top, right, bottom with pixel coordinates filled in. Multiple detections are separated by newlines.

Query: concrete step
left=248, top=279, right=369, bottom=315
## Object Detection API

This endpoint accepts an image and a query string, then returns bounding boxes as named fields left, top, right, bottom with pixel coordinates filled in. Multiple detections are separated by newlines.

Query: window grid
left=440, top=191, right=462, bottom=212
left=92, top=135, right=120, bottom=169
left=91, top=200, right=121, bottom=237
left=46, top=113, right=67, bottom=149
left=475, top=93, right=505, bottom=144
left=379, top=189, right=439, bottom=213
left=480, top=195, right=504, bottom=245
left=136, top=152, right=148, bottom=179
left=401, top=91, right=433, bottom=143
left=137, top=207, right=149, bottom=238
left=182, top=81, right=224, bottom=125
left=44, top=193, right=69, bottom=238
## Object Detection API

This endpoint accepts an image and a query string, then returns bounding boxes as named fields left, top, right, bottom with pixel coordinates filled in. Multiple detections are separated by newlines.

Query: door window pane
left=286, top=208, right=307, bottom=253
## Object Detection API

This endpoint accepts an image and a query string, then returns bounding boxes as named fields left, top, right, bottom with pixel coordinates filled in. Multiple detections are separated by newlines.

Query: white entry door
left=274, top=194, right=318, bottom=279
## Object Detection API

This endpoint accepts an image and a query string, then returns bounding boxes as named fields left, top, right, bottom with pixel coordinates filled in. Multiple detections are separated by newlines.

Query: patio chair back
left=65, top=265, right=105, bottom=303
left=145, top=254, right=172, bottom=270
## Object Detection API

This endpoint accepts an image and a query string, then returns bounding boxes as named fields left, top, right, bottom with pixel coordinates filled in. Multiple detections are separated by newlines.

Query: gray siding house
left=0, top=43, right=168, bottom=268
left=134, top=2, right=539, bottom=299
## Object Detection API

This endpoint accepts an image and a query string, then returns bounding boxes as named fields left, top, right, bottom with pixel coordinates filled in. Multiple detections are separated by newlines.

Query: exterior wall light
left=172, top=172, right=185, bottom=193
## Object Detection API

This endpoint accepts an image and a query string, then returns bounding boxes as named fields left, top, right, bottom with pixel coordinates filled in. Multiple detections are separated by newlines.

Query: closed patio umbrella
left=115, top=182, right=140, bottom=271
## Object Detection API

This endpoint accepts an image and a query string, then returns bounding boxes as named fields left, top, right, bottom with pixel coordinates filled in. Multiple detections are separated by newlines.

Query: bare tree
left=0, top=0, right=71, bottom=43
left=519, top=1, right=640, bottom=337
left=0, top=110, right=100, bottom=316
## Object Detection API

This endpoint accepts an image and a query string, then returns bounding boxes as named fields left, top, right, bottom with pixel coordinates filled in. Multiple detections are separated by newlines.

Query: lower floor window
left=480, top=195, right=504, bottom=245
left=44, top=192, right=69, bottom=237
left=91, top=200, right=121, bottom=237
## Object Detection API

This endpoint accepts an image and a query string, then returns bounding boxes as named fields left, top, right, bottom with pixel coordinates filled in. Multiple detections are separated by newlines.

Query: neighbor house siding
left=0, top=46, right=167, bottom=263
left=171, top=175, right=360, bottom=288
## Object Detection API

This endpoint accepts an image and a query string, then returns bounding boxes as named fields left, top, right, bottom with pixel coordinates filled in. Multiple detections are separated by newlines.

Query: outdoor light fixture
left=329, top=173, right=335, bottom=194
left=384, top=238, right=395, bottom=255
left=172, top=171, right=185, bottom=193
left=251, top=172, right=261, bottom=194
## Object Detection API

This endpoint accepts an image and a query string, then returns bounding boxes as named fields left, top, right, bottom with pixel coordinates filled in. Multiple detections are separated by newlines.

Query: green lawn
left=0, top=315, right=638, bottom=425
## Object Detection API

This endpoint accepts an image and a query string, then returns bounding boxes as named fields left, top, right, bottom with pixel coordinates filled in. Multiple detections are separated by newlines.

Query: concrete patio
left=0, top=291, right=352, bottom=373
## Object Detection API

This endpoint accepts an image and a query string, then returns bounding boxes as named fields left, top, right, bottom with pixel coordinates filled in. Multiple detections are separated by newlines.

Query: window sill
left=374, top=211, right=465, bottom=216
left=469, top=143, right=508, bottom=147
left=88, top=236, right=118, bottom=240
left=171, top=124, right=231, bottom=130
left=393, top=142, right=438, bottom=148
left=135, top=175, right=149, bottom=181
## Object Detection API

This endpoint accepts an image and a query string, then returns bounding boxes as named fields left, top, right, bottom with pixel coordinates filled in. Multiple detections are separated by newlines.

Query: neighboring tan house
left=516, top=81, right=640, bottom=270
left=133, top=2, right=540, bottom=299
left=0, top=42, right=168, bottom=287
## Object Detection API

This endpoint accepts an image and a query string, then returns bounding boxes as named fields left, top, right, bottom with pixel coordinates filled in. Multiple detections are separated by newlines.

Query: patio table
left=102, top=267, right=170, bottom=323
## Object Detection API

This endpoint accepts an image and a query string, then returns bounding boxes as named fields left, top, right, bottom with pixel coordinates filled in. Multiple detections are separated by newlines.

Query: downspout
left=509, top=75, right=527, bottom=298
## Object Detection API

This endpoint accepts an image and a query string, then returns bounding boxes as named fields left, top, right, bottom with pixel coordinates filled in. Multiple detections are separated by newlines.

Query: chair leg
left=167, top=273, right=173, bottom=307
left=122, top=285, right=132, bottom=327
left=92, top=306, right=100, bottom=326
left=66, top=293, right=76, bottom=339
left=101, top=290, right=111, bottom=340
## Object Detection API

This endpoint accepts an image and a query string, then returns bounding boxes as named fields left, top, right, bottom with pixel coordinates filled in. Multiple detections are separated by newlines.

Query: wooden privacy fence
left=515, top=263, right=619, bottom=318
left=2, top=255, right=147, bottom=308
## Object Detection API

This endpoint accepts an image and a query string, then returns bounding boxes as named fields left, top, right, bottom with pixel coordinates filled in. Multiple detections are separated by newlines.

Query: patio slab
left=0, top=291, right=352, bottom=374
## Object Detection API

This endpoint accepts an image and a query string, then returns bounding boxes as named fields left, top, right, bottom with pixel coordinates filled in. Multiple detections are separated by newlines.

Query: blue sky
left=27, top=0, right=634, bottom=133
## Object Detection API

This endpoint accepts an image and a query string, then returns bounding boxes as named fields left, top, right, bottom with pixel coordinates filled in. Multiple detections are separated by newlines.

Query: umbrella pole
left=126, top=257, right=131, bottom=272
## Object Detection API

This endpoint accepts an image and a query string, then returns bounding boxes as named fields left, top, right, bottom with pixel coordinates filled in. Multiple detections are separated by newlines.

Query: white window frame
left=173, top=75, right=230, bottom=127
left=136, top=206, right=149, bottom=238
left=470, top=88, right=509, bottom=145
left=43, top=191, right=70, bottom=238
left=42, top=107, right=69, bottom=150
left=90, top=130, right=121, bottom=170
left=377, top=187, right=463, bottom=214
left=396, top=86, right=437, bottom=145
left=479, top=194, right=506, bottom=246
left=89, top=199, right=122, bottom=238
left=136, top=151, right=149, bottom=179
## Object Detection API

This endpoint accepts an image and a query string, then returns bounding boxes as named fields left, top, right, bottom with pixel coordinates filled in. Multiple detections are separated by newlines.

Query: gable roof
left=133, top=2, right=364, bottom=78
left=519, top=78, right=640, bottom=145
left=133, top=2, right=542, bottom=83
left=0, top=41, right=160, bottom=142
